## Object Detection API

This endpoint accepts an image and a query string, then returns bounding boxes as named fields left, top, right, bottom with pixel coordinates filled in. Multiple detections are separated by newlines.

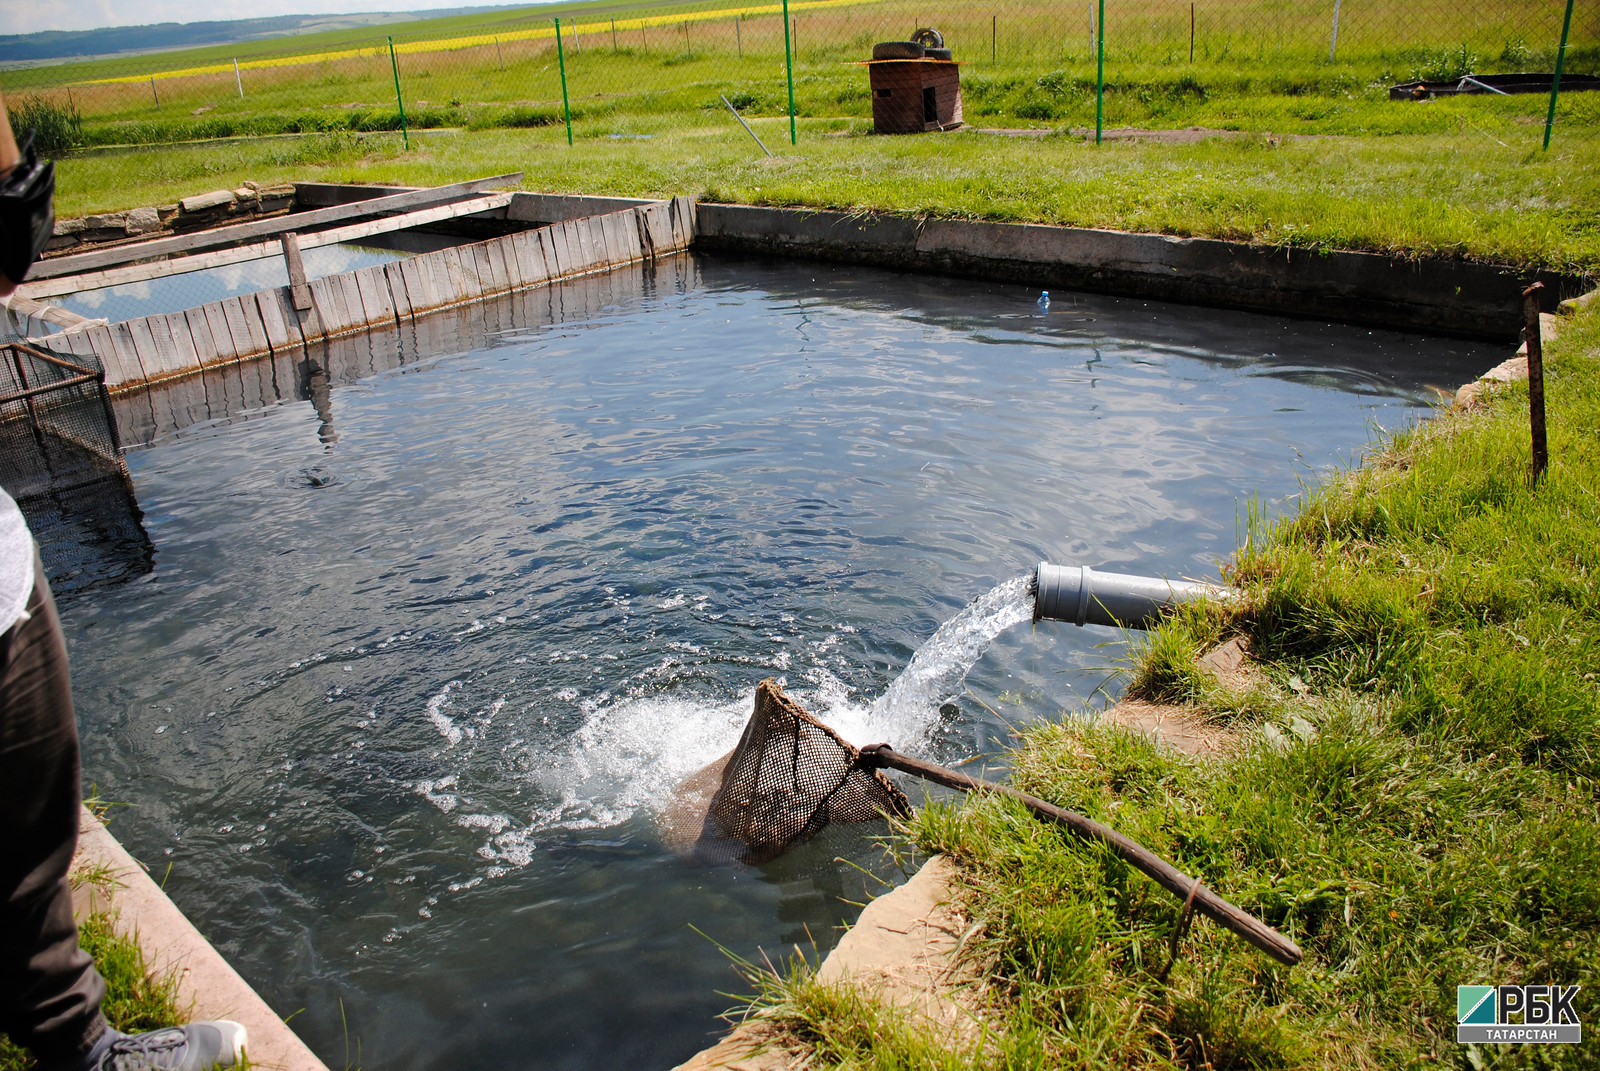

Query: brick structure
left=868, top=61, right=962, bottom=134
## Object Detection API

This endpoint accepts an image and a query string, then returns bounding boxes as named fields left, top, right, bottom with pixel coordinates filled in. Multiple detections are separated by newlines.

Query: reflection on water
left=56, top=242, right=421, bottom=325
left=53, top=253, right=1502, bottom=1071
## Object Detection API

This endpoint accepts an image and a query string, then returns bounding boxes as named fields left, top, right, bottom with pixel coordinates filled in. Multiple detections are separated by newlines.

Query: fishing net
left=662, top=679, right=911, bottom=864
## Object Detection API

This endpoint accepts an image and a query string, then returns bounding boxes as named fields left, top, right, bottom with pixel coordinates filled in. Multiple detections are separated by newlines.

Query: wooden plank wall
left=117, top=246, right=697, bottom=450
left=33, top=197, right=697, bottom=398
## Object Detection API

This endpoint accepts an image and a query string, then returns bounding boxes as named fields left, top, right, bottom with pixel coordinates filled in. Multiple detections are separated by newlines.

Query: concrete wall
left=696, top=204, right=1592, bottom=342
left=507, top=193, right=656, bottom=224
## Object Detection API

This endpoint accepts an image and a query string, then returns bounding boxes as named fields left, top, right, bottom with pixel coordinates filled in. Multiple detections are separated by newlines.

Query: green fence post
left=1095, top=0, right=1105, bottom=143
left=782, top=0, right=797, bottom=146
left=556, top=18, right=574, bottom=146
left=388, top=36, right=409, bottom=150
left=1544, top=0, right=1576, bottom=150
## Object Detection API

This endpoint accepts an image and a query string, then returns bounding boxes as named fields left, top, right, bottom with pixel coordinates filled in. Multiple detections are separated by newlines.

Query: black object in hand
left=0, top=129, right=56, bottom=285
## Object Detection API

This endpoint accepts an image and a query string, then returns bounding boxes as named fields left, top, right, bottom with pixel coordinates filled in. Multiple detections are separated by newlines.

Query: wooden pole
left=1190, top=3, right=1195, bottom=63
left=149, top=75, right=159, bottom=107
left=281, top=233, right=313, bottom=311
left=860, top=745, right=1305, bottom=966
left=234, top=58, right=244, bottom=98
left=1523, top=283, right=1549, bottom=483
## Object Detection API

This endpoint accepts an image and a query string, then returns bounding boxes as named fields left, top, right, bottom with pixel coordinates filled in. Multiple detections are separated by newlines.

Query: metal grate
left=1, top=341, right=151, bottom=595
left=0, top=341, right=128, bottom=495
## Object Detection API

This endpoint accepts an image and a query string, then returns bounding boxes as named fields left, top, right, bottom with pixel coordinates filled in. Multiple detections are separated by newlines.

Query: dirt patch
left=1102, top=636, right=1260, bottom=756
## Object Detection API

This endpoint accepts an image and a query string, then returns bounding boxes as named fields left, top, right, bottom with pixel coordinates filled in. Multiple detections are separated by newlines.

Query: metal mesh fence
left=0, top=342, right=150, bottom=596
left=0, top=341, right=127, bottom=498
left=2, top=0, right=1594, bottom=153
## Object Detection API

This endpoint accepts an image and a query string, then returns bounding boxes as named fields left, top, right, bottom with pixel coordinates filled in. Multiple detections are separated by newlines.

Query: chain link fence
left=3, top=0, right=1594, bottom=154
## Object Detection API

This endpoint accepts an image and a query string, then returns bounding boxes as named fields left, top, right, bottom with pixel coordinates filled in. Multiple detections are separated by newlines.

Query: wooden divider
left=27, top=196, right=698, bottom=397
left=116, top=251, right=702, bottom=450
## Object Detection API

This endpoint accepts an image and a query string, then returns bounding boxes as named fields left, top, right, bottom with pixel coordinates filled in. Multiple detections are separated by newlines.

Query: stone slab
left=671, top=857, right=969, bottom=1071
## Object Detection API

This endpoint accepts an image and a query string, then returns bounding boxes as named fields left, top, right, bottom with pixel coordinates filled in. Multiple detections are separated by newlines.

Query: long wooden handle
left=860, top=744, right=1304, bottom=966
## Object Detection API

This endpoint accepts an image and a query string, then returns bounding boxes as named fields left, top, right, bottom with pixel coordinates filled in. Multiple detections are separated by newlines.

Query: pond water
left=54, top=240, right=422, bottom=325
left=50, top=253, right=1498, bottom=1071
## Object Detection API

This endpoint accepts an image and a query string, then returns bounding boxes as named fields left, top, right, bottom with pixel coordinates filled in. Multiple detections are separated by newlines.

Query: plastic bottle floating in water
left=1037, top=290, right=1050, bottom=312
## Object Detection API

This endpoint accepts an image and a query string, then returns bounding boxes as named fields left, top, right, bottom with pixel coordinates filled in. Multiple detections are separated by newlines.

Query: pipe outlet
left=1031, top=561, right=1231, bottom=629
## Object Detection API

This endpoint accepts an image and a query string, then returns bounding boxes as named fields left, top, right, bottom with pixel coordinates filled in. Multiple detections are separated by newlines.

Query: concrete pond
left=17, top=227, right=1519, bottom=1069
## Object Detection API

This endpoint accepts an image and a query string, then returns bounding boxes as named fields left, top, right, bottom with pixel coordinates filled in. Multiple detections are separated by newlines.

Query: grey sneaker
left=92, top=1022, right=247, bottom=1071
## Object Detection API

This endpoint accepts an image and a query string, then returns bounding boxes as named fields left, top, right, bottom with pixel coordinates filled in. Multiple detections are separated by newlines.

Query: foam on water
left=412, top=576, right=1035, bottom=869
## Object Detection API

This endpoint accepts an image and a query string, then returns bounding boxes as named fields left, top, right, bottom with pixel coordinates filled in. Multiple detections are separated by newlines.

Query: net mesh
left=0, top=341, right=151, bottom=595
left=711, top=678, right=912, bottom=860
left=668, top=678, right=911, bottom=864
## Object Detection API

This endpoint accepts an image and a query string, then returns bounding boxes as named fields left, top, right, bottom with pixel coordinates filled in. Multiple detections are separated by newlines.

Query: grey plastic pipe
left=1031, top=561, right=1231, bottom=629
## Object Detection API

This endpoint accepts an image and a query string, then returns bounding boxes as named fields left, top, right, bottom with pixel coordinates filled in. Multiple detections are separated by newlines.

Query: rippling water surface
left=51, top=254, right=1497, bottom=1070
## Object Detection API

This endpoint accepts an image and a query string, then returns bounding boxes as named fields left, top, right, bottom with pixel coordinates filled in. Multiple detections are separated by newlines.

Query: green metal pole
left=1544, top=0, right=1575, bottom=151
left=388, top=36, right=409, bottom=150
left=782, top=0, right=797, bottom=146
left=556, top=18, right=573, bottom=146
left=1095, top=0, right=1105, bottom=143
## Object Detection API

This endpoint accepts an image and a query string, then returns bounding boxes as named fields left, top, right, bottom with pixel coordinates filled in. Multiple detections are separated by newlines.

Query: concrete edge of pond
left=670, top=856, right=970, bottom=1071
left=71, top=805, right=331, bottom=1071
left=693, top=203, right=1595, bottom=344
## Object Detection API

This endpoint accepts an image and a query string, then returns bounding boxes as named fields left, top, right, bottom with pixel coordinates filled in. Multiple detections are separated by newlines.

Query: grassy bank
left=43, top=93, right=1600, bottom=274
left=8, top=18, right=1591, bottom=275
left=751, top=302, right=1600, bottom=1066
left=0, top=870, right=190, bottom=1071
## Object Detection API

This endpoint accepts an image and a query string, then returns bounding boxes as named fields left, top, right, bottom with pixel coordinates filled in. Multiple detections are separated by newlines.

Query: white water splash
left=425, top=680, right=464, bottom=745
left=414, top=575, right=1035, bottom=857
left=865, top=573, right=1034, bottom=746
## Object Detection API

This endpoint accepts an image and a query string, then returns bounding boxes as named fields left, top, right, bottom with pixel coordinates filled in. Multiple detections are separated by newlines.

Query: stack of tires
left=872, top=28, right=953, bottom=61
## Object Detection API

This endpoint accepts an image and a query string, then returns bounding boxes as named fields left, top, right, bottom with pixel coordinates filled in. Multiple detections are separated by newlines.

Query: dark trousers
left=0, top=548, right=106, bottom=1066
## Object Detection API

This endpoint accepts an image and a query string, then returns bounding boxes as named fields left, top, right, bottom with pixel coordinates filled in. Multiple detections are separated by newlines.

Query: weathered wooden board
left=384, top=262, right=414, bottom=321
left=353, top=265, right=397, bottom=329
left=307, top=276, right=348, bottom=338
left=31, top=175, right=521, bottom=282
left=254, top=289, right=296, bottom=354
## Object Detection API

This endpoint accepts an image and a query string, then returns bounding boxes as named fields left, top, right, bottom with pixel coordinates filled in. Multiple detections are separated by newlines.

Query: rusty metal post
left=1522, top=282, right=1548, bottom=484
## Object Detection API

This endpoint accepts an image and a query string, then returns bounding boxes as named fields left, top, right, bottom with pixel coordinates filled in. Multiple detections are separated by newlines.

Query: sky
left=1, top=0, right=532, bottom=37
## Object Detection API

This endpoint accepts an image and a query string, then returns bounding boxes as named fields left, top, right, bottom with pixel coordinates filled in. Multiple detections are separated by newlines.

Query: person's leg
left=0, top=547, right=107, bottom=1066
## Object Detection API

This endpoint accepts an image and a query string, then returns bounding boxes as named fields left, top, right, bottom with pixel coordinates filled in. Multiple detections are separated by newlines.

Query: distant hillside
left=0, top=7, right=526, bottom=64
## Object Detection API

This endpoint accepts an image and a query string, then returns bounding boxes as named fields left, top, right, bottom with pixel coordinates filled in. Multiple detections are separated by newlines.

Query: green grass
left=0, top=875, right=190, bottom=1071
left=739, top=302, right=1600, bottom=1067
left=45, top=88, right=1600, bottom=274
left=7, top=0, right=1594, bottom=274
